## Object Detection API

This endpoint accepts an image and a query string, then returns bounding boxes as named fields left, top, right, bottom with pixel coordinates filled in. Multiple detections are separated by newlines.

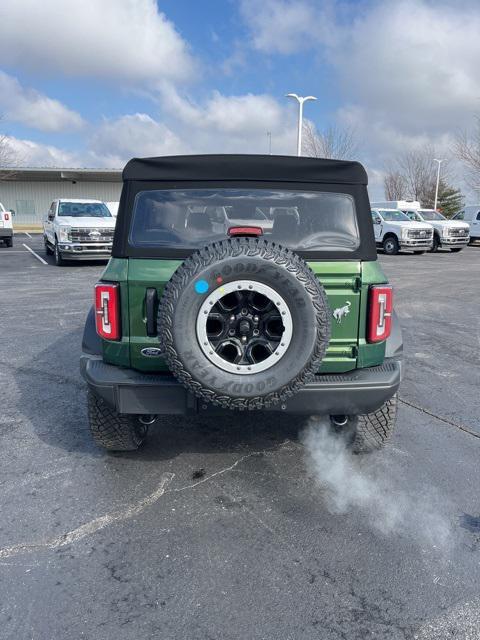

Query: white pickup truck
left=403, top=208, right=470, bottom=252
left=370, top=208, right=433, bottom=255
left=373, top=200, right=470, bottom=252
left=43, top=199, right=116, bottom=266
left=0, top=202, right=14, bottom=247
left=452, top=205, right=480, bottom=242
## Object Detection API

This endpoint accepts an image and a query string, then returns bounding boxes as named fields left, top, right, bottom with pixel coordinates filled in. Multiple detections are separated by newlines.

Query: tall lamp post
left=433, top=158, right=444, bottom=210
left=285, top=93, right=317, bottom=156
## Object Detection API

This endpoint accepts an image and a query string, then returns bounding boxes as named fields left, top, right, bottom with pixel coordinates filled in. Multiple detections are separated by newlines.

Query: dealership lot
left=1, top=235, right=479, bottom=639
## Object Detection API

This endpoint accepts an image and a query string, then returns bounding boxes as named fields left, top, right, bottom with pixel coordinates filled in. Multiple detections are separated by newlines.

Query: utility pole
left=266, top=131, right=272, bottom=155
left=285, top=93, right=317, bottom=156
left=433, top=158, right=444, bottom=210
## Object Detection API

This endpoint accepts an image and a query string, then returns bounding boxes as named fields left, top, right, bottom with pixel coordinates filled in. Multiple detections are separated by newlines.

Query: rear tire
left=5, top=237, right=12, bottom=248
left=382, top=236, right=399, bottom=255
left=87, top=391, right=148, bottom=451
left=333, top=394, right=398, bottom=454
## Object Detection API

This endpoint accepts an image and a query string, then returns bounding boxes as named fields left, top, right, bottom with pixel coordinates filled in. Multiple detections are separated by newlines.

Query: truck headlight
left=441, top=227, right=450, bottom=237
left=402, top=228, right=410, bottom=239
left=58, top=227, right=71, bottom=242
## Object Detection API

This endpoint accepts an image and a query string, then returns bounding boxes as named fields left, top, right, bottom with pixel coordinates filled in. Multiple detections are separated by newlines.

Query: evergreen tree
left=438, top=185, right=464, bottom=218
left=422, top=179, right=464, bottom=217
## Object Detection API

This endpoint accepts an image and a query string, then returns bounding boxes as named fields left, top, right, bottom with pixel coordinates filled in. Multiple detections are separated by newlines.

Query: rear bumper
left=80, top=354, right=403, bottom=416
left=0, top=228, right=13, bottom=238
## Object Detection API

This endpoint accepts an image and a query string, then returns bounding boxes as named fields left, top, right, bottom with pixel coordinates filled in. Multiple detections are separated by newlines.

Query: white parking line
left=22, top=243, right=48, bottom=265
left=0, top=473, right=174, bottom=559
left=24, top=232, right=32, bottom=238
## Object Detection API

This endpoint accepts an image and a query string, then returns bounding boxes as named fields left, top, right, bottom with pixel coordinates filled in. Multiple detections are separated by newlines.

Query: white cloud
left=89, top=113, right=185, bottom=167
left=158, top=88, right=297, bottom=155
left=337, top=105, right=456, bottom=199
left=3, top=136, right=81, bottom=167
left=240, top=0, right=480, bottom=197
left=240, top=0, right=480, bottom=133
left=7, top=0, right=478, bottom=200
left=221, top=43, right=248, bottom=76
left=2, top=88, right=298, bottom=169
left=239, top=0, right=336, bottom=54
left=91, top=87, right=296, bottom=161
left=0, top=0, right=195, bottom=85
left=152, top=85, right=288, bottom=136
left=334, top=1, right=480, bottom=135
left=333, top=1, right=480, bottom=196
left=199, top=92, right=288, bottom=134
left=0, top=72, right=84, bottom=132
left=86, top=91, right=297, bottom=167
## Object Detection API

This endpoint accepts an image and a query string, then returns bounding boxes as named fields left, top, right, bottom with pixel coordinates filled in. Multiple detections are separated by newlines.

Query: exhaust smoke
left=301, top=418, right=453, bottom=550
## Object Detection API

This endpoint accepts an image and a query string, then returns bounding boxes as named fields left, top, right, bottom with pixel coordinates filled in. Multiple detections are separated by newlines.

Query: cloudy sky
left=0, top=0, right=479, bottom=198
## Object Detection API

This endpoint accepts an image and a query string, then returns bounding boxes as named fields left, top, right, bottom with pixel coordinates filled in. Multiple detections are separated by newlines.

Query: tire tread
left=87, top=391, right=146, bottom=451
left=352, top=394, right=398, bottom=453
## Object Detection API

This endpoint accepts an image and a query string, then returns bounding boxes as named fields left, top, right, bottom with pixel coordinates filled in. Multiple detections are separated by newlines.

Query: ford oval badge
left=141, top=347, right=163, bottom=358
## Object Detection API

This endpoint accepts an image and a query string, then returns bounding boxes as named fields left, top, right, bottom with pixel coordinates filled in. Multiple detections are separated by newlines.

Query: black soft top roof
left=122, top=154, right=368, bottom=185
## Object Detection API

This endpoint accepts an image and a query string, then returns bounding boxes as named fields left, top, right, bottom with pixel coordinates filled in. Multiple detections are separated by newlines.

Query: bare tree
left=396, top=144, right=438, bottom=202
left=382, top=144, right=448, bottom=203
left=383, top=170, right=406, bottom=200
left=0, top=116, right=19, bottom=178
left=0, top=134, right=17, bottom=165
left=454, top=116, right=480, bottom=189
left=382, top=145, right=464, bottom=212
left=302, top=120, right=358, bottom=160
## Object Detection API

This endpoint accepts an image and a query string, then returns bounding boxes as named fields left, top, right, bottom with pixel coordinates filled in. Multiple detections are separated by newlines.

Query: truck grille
left=70, top=228, right=114, bottom=243
left=448, top=228, right=468, bottom=237
left=408, top=229, right=432, bottom=239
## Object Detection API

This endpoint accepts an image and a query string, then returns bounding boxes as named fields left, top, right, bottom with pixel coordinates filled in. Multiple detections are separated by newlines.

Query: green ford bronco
left=80, top=155, right=402, bottom=453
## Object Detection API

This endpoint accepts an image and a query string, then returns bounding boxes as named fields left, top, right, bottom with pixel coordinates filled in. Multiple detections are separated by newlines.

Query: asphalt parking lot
left=1, top=235, right=479, bottom=639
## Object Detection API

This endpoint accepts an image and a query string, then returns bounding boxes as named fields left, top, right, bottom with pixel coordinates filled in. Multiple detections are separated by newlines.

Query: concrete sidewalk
left=13, top=223, right=43, bottom=233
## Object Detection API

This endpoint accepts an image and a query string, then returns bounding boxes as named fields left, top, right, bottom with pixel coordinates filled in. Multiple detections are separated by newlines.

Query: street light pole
left=285, top=93, right=317, bottom=156
left=433, top=158, right=444, bottom=210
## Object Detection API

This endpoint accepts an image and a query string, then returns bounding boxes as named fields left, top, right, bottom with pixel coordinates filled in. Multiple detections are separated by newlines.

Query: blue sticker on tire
left=195, top=279, right=209, bottom=294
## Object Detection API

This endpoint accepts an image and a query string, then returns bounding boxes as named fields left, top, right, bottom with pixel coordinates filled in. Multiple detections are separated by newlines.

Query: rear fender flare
left=82, top=306, right=102, bottom=356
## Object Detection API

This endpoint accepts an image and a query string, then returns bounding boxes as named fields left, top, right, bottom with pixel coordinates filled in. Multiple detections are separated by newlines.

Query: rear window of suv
left=129, top=188, right=360, bottom=252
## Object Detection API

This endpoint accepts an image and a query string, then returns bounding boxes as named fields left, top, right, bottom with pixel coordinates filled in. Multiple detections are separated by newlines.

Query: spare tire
left=158, top=238, right=331, bottom=410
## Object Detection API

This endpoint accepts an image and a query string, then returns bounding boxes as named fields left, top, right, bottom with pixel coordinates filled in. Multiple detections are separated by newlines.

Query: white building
left=0, top=167, right=122, bottom=224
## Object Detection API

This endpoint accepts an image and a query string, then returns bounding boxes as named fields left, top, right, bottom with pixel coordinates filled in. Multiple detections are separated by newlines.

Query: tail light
left=4, top=213, right=9, bottom=221
left=367, top=285, right=393, bottom=343
left=95, top=283, right=121, bottom=340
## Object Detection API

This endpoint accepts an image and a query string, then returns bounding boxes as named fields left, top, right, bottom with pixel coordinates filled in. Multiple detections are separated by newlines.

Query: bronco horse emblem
left=333, top=301, right=351, bottom=324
